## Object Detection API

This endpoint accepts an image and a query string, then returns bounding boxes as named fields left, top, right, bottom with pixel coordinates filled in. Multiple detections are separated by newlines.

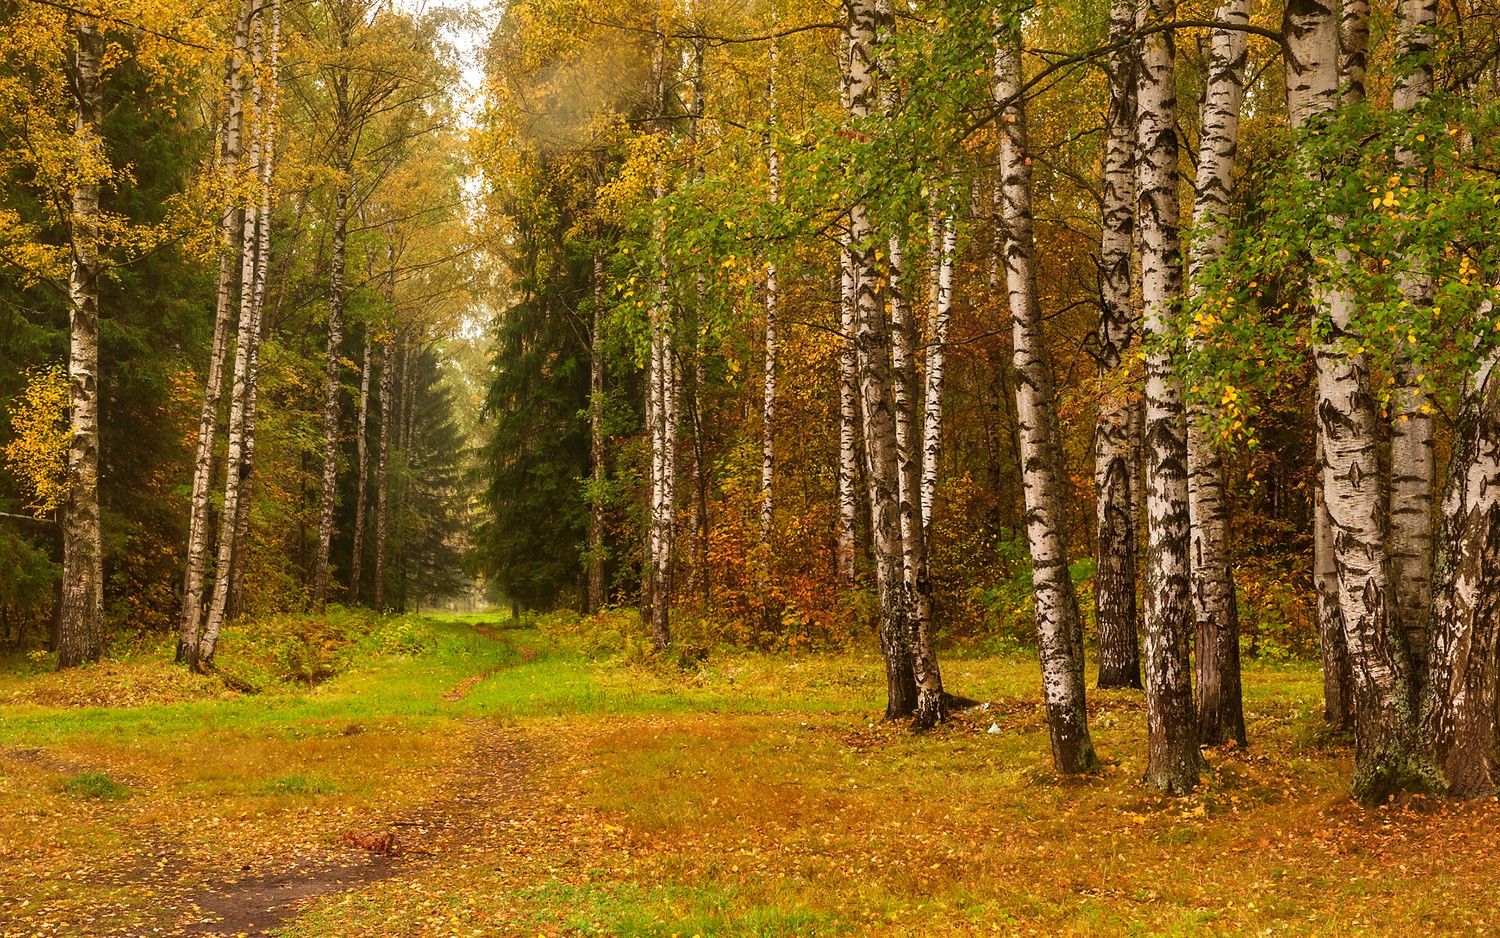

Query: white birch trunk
left=1285, top=0, right=1430, bottom=802
left=1137, top=0, right=1199, bottom=794
left=759, top=35, right=779, bottom=554
left=837, top=234, right=859, bottom=587
left=180, top=0, right=253, bottom=661
left=374, top=330, right=394, bottom=613
left=647, top=164, right=675, bottom=650
left=920, top=212, right=955, bottom=537
left=847, top=0, right=915, bottom=718
left=1423, top=286, right=1500, bottom=797
left=1186, top=0, right=1248, bottom=748
left=57, top=17, right=106, bottom=670
left=1093, top=0, right=1142, bottom=690
left=996, top=13, right=1096, bottom=773
left=201, top=4, right=267, bottom=662
left=1389, top=0, right=1439, bottom=695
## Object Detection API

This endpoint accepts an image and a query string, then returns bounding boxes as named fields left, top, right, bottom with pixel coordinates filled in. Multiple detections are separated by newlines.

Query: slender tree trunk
left=1424, top=289, right=1500, bottom=797
left=350, top=334, right=373, bottom=603
left=201, top=4, right=267, bottom=663
left=1137, top=0, right=1199, bottom=794
left=1285, top=0, right=1431, bottom=803
left=996, top=11, right=1096, bottom=772
left=374, top=332, right=394, bottom=613
left=57, top=17, right=106, bottom=670
left=180, top=0, right=252, bottom=662
left=312, top=178, right=351, bottom=608
left=847, top=0, right=915, bottom=718
left=646, top=163, right=675, bottom=651
left=1094, top=0, right=1142, bottom=690
left=759, top=35, right=779, bottom=558
left=837, top=234, right=859, bottom=587
left=1187, top=0, right=1248, bottom=748
left=588, top=253, right=607, bottom=614
left=1389, top=0, right=1439, bottom=696
left=920, top=211, right=955, bottom=537
left=1315, top=435, right=1354, bottom=728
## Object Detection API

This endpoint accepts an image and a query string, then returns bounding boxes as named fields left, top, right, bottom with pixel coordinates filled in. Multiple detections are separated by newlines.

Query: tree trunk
left=1388, top=0, right=1439, bottom=696
left=57, top=16, right=106, bottom=670
left=588, top=253, right=607, bottom=614
left=1423, top=289, right=1500, bottom=797
left=1093, top=0, right=1142, bottom=691
left=200, top=5, right=267, bottom=663
left=1187, top=0, right=1248, bottom=748
left=180, top=0, right=252, bottom=662
left=759, top=35, right=779, bottom=559
left=646, top=163, right=675, bottom=651
left=350, top=334, right=373, bottom=604
left=312, top=178, right=351, bottom=609
left=1136, top=0, right=1199, bottom=794
left=995, top=12, right=1096, bottom=773
left=1314, top=435, right=1354, bottom=728
left=837, top=233, right=859, bottom=587
left=920, top=210, right=955, bottom=537
left=847, top=0, right=915, bottom=718
left=1285, top=0, right=1432, bottom=803
left=374, top=331, right=394, bottom=613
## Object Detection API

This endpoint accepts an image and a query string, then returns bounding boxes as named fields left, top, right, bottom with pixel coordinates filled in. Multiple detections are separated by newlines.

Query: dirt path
left=164, top=623, right=534, bottom=937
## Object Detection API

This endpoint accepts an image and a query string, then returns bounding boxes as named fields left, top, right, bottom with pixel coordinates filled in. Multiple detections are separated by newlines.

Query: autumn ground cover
left=2, top=613, right=1499, bottom=937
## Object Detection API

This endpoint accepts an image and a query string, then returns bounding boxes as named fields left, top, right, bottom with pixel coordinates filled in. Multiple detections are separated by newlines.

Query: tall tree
left=995, top=7, right=1096, bottom=774
left=56, top=15, right=106, bottom=669
left=1093, top=0, right=1142, bottom=690
left=1186, top=0, right=1249, bottom=748
left=1137, top=0, right=1199, bottom=794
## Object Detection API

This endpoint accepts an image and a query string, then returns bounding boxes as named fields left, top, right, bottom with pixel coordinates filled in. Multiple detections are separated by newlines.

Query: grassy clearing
left=3, top=613, right=1499, bottom=936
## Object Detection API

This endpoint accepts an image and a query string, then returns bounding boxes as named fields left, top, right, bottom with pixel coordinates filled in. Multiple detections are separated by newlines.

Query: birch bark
left=920, top=212, right=955, bottom=537
left=759, top=35, right=779, bottom=555
left=837, top=234, right=859, bottom=587
left=847, top=0, right=915, bottom=718
left=374, top=331, right=394, bottom=612
left=1389, top=0, right=1439, bottom=694
left=1094, top=0, right=1142, bottom=690
left=180, top=0, right=252, bottom=661
left=57, top=16, right=106, bottom=669
left=996, top=12, right=1096, bottom=772
left=1423, top=287, right=1500, bottom=797
left=1285, top=0, right=1432, bottom=802
left=1137, top=0, right=1199, bottom=793
left=1186, top=0, right=1248, bottom=748
left=201, top=5, right=267, bottom=662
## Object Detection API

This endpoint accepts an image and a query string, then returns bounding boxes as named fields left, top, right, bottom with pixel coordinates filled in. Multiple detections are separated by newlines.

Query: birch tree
left=1137, top=0, right=1198, bottom=793
left=1186, top=0, right=1248, bottom=748
left=56, top=15, right=106, bottom=669
left=1093, top=0, right=1142, bottom=690
left=1388, top=0, right=1440, bottom=694
left=1283, top=0, right=1432, bottom=801
left=995, top=9, right=1096, bottom=773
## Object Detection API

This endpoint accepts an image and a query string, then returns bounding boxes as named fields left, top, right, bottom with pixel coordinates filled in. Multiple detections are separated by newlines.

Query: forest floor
left=2, top=613, right=1499, bottom=937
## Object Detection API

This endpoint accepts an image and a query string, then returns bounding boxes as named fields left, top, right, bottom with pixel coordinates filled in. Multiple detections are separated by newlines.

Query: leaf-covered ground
left=3, top=613, right=1499, bottom=937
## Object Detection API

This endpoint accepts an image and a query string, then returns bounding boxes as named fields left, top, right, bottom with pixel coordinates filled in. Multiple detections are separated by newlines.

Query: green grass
left=4, top=612, right=1500, bottom=937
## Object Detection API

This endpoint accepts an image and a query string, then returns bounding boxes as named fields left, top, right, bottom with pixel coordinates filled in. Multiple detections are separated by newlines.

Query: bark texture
left=374, top=331, right=394, bottom=612
left=57, top=17, right=106, bottom=670
left=996, top=14, right=1096, bottom=773
left=1285, top=0, right=1433, bottom=802
left=1137, top=0, right=1199, bottom=794
left=1314, top=439, right=1355, bottom=728
left=838, top=234, right=859, bottom=587
left=1388, top=0, right=1439, bottom=695
left=1423, top=290, right=1500, bottom=797
left=920, top=212, right=955, bottom=537
left=180, top=0, right=252, bottom=661
left=847, top=0, right=915, bottom=719
left=1186, top=0, right=1248, bottom=748
left=588, top=253, right=607, bottom=613
left=350, top=334, right=373, bottom=603
left=1093, top=0, right=1142, bottom=690
left=312, top=178, right=352, bottom=608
